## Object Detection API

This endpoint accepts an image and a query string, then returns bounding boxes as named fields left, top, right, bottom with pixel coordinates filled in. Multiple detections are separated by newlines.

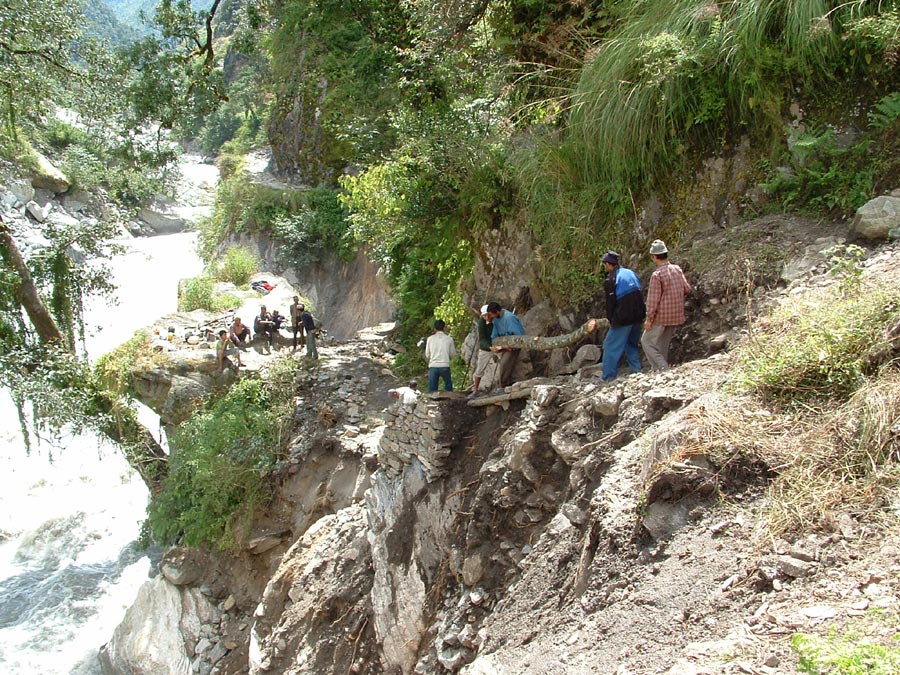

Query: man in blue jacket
left=486, top=301, right=525, bottom=390
left=601, top=250, right=645, bottom=381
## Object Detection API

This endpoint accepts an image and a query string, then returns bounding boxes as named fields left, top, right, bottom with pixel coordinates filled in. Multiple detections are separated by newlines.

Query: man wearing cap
left=642, top=239, right=692, bottom=370
left=601, top=250, right=646, bottom=381
left=468, top=305, right=495, bottom=399
left=389, top=380, right=420, bottom=405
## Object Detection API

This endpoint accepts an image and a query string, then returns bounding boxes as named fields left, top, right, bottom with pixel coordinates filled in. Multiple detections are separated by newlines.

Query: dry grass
left=664, top=376, right=900, bottom=540
left=766, top=374, right=900, bottom=536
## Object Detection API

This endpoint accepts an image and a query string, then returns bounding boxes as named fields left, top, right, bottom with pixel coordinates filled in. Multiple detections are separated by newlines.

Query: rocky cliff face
left=226, top=230, right=394, bottom=341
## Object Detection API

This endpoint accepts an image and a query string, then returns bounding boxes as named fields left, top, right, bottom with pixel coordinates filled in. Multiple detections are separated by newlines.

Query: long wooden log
left=491, top=318, right=608, bottom=352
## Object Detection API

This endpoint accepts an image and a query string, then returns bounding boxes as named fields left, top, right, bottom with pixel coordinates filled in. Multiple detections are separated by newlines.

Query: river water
left=0, top=158, right=213, bottom=673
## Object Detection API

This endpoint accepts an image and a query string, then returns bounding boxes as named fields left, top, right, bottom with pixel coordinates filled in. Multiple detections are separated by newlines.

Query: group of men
left=216, top=295, right=320, bottom=371
left=422, top=238, right=690, bottom=393
left=424, top=301, right=525, bottom=397
left=601, top=239, right=691, bottom=381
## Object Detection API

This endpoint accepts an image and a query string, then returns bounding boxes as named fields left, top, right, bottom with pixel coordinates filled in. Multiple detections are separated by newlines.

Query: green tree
left=0, top=0, right=85, bottom=136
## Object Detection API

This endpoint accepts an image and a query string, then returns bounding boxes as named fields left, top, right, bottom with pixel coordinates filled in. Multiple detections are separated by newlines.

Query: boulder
left=139, top=197, right=187, bottom=234
left=558, top=343, right=602, bottom=374
left=7, top=178, right=34, bottom=205
left=99, top=576, right=215, bottom=675
left=852, top=195, right=900, bottom=240
left=25, top=200, right=51, bottom=223
left=160, top=547, right=210, bottom=586
left=30, top=151, right=70, bottom=193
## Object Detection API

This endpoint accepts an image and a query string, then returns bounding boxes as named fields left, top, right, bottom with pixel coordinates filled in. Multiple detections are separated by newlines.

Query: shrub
left=735, top=280, right=900, bottom=406
left=216, top=247, right=258, bottom=286
left=147, top=373, right=293, bottom=548
left=178, top=275, right=241, bottom=312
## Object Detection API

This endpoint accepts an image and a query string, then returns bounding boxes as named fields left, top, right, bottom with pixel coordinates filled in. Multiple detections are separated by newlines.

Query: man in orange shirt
left=641, top=239, right=692, bottom=370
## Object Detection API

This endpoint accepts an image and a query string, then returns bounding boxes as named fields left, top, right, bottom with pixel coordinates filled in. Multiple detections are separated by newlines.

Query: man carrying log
left=485, top=301, right=525, bottom=391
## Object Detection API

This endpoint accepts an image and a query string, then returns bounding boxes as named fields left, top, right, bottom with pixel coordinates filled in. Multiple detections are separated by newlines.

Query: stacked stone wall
left=378, top=398, right=454, bottom=480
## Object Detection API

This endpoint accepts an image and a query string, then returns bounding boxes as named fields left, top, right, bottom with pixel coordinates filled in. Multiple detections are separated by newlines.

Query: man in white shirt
left=424, top=319, right=457, bottom=392
left=389, top=380, right=420, bottom=405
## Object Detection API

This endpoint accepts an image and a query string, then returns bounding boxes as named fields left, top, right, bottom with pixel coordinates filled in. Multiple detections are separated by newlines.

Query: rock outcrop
left=99, top=576, right=220, bottom=675
left=227, top=231, right=394, bottom=340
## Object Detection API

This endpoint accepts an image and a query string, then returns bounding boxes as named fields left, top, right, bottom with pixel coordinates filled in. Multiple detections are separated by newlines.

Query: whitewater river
left=0, top=158, right=214, bottom=673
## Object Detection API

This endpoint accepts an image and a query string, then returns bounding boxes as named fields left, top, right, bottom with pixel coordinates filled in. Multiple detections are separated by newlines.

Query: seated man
left=230, top=317, right=251, bottom=346
left=216, top=330, right=241, bottom=371
left=254, top=305, right=276, bottom=346
left=271, top=310, right=285, bottom=331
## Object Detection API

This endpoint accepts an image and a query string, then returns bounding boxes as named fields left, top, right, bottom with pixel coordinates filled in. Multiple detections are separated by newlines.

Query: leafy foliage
left=793, top=629, right=900, bottom=675
left=178, top=275, right=241, bottom=312
left=215, top=246, right=258, bottom=286
left=202, top=176, right=354, bottom=266
left=762, top=126, right=877, bottom=217
left=148, top=360, right=295, bottom=548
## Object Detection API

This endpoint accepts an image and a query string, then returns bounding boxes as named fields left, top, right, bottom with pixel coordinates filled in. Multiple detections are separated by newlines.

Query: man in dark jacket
left=299, top=304, right=318, bottom=359
left=601, top=250, right=645, bottom=381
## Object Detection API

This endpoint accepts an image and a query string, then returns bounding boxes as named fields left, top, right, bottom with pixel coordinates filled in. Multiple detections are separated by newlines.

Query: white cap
left=480, top=304, right=489, bottom=316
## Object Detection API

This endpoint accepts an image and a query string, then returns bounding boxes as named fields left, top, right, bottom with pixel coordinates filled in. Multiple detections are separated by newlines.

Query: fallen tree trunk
left=491, top=318, right=607, bottom=351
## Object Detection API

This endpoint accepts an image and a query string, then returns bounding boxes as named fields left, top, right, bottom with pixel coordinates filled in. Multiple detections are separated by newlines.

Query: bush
left=178, top=275, right=241, bottom=312
left=735, top=280, right=900, bottom=406
left=94, top=330, right=163, bottom=397
left=216, top=247, right=258, bottom=286
left=147, top=373, right=293, bottom=548
left=793, top=628, right=900, bottom=675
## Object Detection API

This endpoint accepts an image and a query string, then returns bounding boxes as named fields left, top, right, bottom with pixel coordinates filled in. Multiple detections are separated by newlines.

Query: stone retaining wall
left=377, top=398, right=453, bottom=481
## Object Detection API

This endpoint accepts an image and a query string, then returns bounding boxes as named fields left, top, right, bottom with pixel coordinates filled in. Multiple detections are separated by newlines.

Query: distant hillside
left=101, top=0, right=214, bottom=31
left=82, top=2, right=143, bottom=45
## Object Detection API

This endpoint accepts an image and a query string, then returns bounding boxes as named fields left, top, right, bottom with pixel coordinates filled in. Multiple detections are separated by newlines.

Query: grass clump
left=793, top=622, right=900, bottom=675
left=178, top=275, right=242, bottom=312
left=148, top=359, right=296, bottom=548
left=766, top=376, right=900, bottom=535
left=735, top=279, right=900, bottom=406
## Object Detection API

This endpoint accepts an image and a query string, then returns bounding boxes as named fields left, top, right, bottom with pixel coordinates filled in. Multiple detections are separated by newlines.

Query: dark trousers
left=428, top=367, right=452, bottom=392
left=497, top=349, right=520, bottom=388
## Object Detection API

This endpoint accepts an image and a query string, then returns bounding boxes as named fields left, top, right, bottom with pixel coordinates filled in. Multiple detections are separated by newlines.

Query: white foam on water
left=0, top=212, right=207, bottom=673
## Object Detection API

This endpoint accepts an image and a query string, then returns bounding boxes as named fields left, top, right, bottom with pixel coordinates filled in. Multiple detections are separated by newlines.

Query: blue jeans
left=602, top=323, right=642, bottom=380
left=428, top=367, right=453, bottom=392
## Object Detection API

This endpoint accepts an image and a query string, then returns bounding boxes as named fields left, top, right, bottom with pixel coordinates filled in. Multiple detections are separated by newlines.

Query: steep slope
left=101, top=223, right=900, bottom=675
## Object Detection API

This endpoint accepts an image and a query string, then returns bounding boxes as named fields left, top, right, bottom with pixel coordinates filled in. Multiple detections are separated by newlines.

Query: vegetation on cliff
left=192, top=0, right=900, bottom=349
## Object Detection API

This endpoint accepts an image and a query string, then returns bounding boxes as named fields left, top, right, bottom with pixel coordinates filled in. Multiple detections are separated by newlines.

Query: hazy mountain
left=101, top=0, right=215, bottom=31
